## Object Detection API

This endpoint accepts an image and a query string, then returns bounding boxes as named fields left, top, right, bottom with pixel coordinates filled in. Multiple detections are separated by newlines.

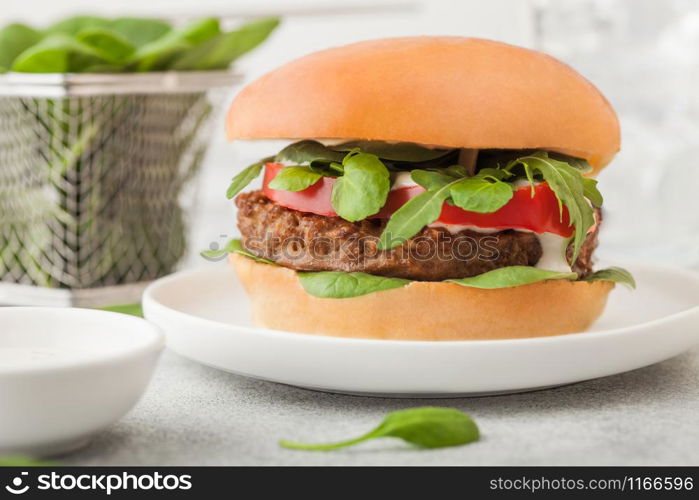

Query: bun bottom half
left=230, top=253, right=614, bottom=341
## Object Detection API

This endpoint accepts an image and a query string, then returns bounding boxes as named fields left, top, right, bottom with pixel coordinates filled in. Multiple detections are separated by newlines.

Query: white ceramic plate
left=143, top=262, right=699, bottom=397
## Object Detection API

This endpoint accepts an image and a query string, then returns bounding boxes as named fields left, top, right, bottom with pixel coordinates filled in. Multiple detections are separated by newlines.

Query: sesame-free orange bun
left=227, top=37, right=620, bottom=175
left=230, top=254, right=614, bottom=341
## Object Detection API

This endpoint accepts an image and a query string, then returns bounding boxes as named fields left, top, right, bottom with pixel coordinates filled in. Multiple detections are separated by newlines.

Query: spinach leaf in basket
left=170, top=18, right=280, bottom=71
left=0, top=24, right=41, bottom=72
left=12, top=34, right=113, bottom=73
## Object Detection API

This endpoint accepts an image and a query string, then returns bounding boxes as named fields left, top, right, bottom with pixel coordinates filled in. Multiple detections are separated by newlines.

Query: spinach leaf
left=448, top=266, right=578, bottom=289
left=298, top=271, right=409, bottom=298
left=505, top=152, right=598, bottom=263
left=268, top=166, right=322, bottom=192
left=45, top=16, right=111, bottom=35
left=130, top=17, right=221, bottom=71
left=77, top=28, right=135, bottom=63
left=378, top=179, right=457, bottom=250
left=331, top=141, right=453, bottom=162
left=331, top=152, right=390, bottom=222
left=449, top=174, right=514, bottom=213
left=280, top=407, right=479, bottom=451
left=583, top=267, right=636, bottom=289
left=109, top=17, right=171, bottom=48
left=200, top=238, right=275, bottom=264
left=225, top=157, right=272, bottom=199
left=12, top=34, right=111, bottom=73
left=275, top=140, right=345, bottom=165
left=170, top=17, right=279, bottom=71
left=0, top=24, right=41, bottom=72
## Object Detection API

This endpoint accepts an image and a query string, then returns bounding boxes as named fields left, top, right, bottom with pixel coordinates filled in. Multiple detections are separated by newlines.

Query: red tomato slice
left=262, top=162, right=573, bottom=236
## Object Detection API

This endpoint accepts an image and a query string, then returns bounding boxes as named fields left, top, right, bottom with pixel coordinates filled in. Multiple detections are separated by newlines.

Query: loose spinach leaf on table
left=280, top=407, right=480, bottom=451
left=298, top=271, right=409, bottom=298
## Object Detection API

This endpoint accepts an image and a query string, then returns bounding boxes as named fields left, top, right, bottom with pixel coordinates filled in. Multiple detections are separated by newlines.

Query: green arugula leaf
left=76, top=28, right=135, bottom=63
left=448, top=266, right=578, bottom=289
left=201, top=238, right=275, bottom=264
left=298, top=271, right=409, bottom=298
left=583, top=267, right=636, bottom=289
left=12, top=34, right=112, bottom=73
left=268, top=166, right=322, bottom=192
left=280, top=407, right=479, bottom=451
left=331, top=152, right=390, bottom=222
left=410, top=169, right=454, bottom=190
left=109, top=18, right=171, bottom=48
left=331, top=141, right=453, bottom=162
left=275, top=140, right=345, bottom=165
left=582, top=177, right=604, bottom=207
left=378, top=179, right=457, bottom=250
left=170, top=17, right=279, bottom=71
left=99, top=303, right=143, bottom=317
left=0, top=24, right=41, bottom=72
left=226, top=157, right=272, bottom=199
left=505, top=152, right=597, bottom=264
left=449, top=175, right=514, bottom=213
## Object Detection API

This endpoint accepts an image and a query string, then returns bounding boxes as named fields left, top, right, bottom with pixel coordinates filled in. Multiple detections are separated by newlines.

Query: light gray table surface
left=64, top=347, right=699, bottom=466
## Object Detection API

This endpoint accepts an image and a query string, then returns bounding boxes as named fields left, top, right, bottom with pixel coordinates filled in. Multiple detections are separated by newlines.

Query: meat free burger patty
left=236, top=190, right=599, bottom=281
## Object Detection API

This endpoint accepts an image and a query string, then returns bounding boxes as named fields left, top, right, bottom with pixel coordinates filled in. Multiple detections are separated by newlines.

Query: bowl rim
left=0, top=307, right=164, bottom=375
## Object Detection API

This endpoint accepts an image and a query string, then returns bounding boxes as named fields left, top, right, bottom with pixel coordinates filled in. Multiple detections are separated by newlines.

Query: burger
left=215, top=37, right=634, bottom=341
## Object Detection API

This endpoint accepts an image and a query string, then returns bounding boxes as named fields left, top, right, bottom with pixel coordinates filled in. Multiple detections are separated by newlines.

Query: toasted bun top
left=227, top=37, right=619, bottom=174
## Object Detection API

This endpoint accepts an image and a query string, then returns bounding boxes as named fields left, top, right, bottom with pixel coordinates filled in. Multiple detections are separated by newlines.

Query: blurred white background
left=3, top=0, right=697, bottom=270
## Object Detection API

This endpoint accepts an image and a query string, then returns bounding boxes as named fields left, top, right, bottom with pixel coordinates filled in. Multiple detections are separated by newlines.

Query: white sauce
left=391, top=171, right=417, bottom=189
left=533, top=232, right=572, bottom=272
left=428, top=222, right=501, bottom=234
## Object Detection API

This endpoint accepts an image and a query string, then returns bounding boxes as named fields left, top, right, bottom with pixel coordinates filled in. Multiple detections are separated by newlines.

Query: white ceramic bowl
left=0, top=307, right=164, bottom=456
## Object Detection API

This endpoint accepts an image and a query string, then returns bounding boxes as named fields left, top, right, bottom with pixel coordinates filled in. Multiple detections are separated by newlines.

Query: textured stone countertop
left=66, top=348, right=699, bottom=466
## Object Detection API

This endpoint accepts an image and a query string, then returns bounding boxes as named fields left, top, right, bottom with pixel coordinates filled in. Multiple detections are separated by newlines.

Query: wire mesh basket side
left=0, top=91, right=214, bottom=289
